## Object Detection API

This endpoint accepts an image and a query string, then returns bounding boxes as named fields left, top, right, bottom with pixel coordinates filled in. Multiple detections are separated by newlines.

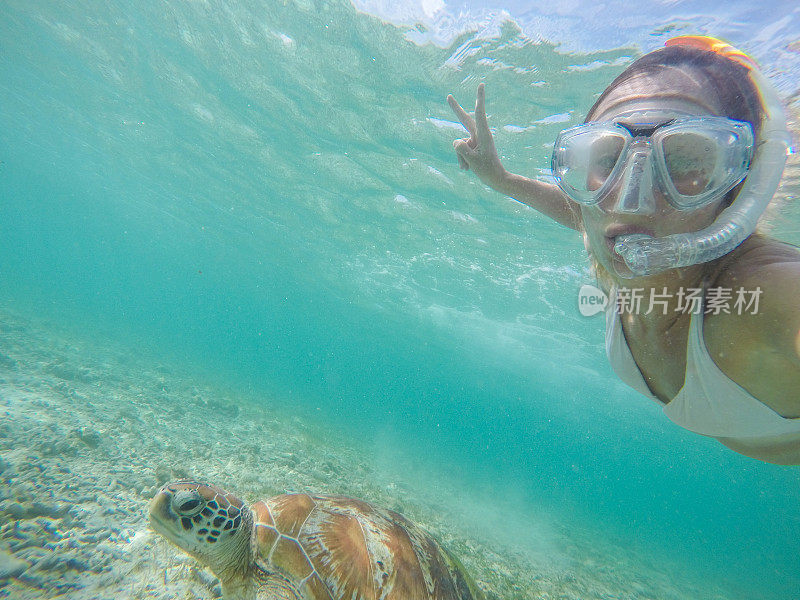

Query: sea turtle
left=149, top=480, right=485, bottom=600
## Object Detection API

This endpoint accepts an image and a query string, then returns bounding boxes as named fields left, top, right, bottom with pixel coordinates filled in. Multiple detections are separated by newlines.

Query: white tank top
left=605, top=291, right=800, bottom=439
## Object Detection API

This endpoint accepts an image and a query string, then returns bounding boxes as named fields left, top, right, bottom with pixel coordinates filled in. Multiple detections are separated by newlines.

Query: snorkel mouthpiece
left=616, top=233, right=699, bottom=276
left=612, top=36, right=791, bottom=277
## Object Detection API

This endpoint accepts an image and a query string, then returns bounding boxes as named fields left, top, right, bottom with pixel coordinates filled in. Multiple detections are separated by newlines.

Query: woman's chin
left=593, top=248, right=633, bottom=280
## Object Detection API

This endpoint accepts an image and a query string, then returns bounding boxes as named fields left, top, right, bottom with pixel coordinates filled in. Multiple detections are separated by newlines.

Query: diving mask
left=552, top=112, right=754, bottom=213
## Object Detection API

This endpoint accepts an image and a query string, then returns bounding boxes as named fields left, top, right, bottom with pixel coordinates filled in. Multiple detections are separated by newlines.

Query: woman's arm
left=447, top=83, right=582, bottom=230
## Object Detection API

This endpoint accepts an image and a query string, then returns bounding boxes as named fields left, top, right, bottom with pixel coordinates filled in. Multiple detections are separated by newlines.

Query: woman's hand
left=447, top=83, right=507, bottom=188
left=447, top=83, right=581, bottom=230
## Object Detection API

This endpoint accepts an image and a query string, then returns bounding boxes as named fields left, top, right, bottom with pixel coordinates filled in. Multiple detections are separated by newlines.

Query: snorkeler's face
left=579, top=99, right=730, bottom=278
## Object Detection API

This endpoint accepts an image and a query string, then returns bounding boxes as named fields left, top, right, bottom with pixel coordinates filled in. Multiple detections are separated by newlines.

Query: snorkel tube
left=614, top=36, right=792, bottom=277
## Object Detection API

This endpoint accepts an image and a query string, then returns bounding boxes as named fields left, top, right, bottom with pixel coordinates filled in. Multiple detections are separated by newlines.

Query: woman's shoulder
left=706, top=234, right=800, bottom=334
left=711, top=235, right=800, bottom=325
left=707, top=233, right=800, bottom=332
left=703, top=234, right=800, bottom=418
left=712, top=234, right=800, bottom=288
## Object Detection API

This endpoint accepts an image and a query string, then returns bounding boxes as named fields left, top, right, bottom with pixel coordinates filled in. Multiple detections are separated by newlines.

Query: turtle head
left=149, top=480, right=253, bottom=583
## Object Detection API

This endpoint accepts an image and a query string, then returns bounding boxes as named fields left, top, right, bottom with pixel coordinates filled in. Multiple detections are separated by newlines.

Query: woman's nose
left=599, top=148, right=657, bottom=215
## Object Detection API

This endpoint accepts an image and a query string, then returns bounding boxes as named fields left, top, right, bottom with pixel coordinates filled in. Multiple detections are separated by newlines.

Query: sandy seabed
left=0, top=307, right=734, bottom=600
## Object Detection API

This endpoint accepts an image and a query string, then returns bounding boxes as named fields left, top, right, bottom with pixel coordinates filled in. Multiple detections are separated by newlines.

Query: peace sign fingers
left=446, top=83, right=505, bottom=183
left=474, top=83, right=495, bottom=152
left=447, top=93, right=478, bottom=144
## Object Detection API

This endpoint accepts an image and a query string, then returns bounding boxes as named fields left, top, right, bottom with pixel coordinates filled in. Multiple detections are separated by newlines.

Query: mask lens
left=661, top=131, right=718, bottom=196
left=554, top=127, right=627, bottom=204
left=655, top=119, right=753, bottom=209
left=587, top=135, right=625, bottom=191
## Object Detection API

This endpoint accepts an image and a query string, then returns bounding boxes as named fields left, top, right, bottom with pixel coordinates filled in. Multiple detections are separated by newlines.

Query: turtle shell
left=251, top=493, right=483, bottom=600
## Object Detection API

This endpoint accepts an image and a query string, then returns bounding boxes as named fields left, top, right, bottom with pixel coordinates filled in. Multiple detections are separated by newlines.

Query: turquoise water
left=1, top=1, right=799, bottom=598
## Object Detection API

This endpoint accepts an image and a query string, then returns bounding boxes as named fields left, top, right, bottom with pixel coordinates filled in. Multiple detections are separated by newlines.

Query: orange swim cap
left=665, top=36, right=758, bottom=71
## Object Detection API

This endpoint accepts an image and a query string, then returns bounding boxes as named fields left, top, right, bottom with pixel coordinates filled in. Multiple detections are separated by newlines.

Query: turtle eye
left=180, top=498, right=201, bottom=512
left=171, top=490, right=204, bottom=516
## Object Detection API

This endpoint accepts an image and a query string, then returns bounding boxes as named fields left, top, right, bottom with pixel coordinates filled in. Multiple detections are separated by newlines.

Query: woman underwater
left=448, top=36, right=800, bottom=464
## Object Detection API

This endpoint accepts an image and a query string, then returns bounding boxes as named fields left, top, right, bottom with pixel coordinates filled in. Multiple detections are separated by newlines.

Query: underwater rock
left=319, top=460, right=339, bottom=475
left=279, top=451, right=300, bottom=467
left=46, top=362, right=98, bottom=384
left=79, top=530, right=112, bottom=544
left=4, top=500, right=70, bottom=520
left=38, top=438, right=78, bottom=457
left=154, top=463, right=192, bottom=485
left=75, top=426, right=102, bottom=449
left=0, top=353, right=17, bottom=371
left=218, top=402, right=240, bottom=418
left=0, top=549, right=28, bottom=579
